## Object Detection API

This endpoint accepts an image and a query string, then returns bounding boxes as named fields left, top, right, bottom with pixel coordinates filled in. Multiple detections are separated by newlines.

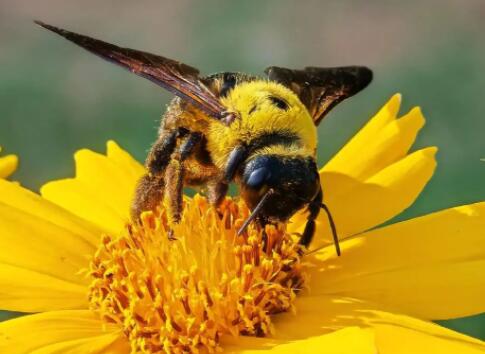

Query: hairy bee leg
left=131, top=130, right=179, bottom=219
left=147, top=130, right=178, bottom=175
left=207, top=182, right=229, bottom=206
left=131, top=174, right=166, bottom=219
left=164, top=159, right=184, bottom=241
left=299, top=187, right=323, bottom=248
left=164, top=132, right=202, bottom=225
left=179, top=132, right=202, bottom=160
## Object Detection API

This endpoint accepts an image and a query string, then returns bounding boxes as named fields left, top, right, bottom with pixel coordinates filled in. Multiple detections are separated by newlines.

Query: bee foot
left=167, top=229, right=178, bottom=241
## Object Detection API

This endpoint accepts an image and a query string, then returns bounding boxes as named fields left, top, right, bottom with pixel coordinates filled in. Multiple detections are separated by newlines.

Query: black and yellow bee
left=36, top=21, right=373, bottom=255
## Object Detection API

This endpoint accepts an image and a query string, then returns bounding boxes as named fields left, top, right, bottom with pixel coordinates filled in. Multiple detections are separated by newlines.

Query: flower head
left=89, top=197, right=305, bottom=353
left=0, top=95, right=484, bottom=354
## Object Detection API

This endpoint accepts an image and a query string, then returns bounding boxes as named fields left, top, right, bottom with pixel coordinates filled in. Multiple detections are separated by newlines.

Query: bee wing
left=35, top=21, right=231, bottom=123
left=265, top=66, right=372, bottom=125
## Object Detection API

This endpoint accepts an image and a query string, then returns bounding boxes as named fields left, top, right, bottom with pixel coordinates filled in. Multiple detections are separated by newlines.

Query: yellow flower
left=1, top=94, right=485, bottom=353
left=0, top=147, right=18, bottom=179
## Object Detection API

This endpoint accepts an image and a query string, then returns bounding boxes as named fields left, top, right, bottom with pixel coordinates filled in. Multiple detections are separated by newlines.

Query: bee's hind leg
left=164, top=132, right=202, bottom=238
left=131, top=174, right=166, bottom=219
left=131, top=130, right=179, bottom=219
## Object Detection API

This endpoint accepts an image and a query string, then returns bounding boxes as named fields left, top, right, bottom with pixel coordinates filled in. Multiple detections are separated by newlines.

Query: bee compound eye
left=246, top=167, right=271, bottom=189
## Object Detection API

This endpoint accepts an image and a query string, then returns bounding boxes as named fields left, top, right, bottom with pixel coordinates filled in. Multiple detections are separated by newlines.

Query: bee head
left=240, top=154, right=320, bottom=222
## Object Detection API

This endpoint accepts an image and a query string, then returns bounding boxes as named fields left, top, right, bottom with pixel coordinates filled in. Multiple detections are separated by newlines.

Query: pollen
left=88, top=195, right=307, bottom=354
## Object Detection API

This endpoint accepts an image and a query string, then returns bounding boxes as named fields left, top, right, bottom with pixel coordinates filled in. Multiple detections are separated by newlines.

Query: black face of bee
left=240, top=155, right=320, bottom=222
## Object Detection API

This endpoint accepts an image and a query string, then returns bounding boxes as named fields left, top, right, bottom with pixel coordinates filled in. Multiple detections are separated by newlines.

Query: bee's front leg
left=299, top=187, right=323, bottom=248
left=202, top=145, right=247, bottom=211
left=223, top=145, right=248, bottom=182
left=299, top=186, right=340, bottom=256
left=207, top=182, right=229, bottom=207
left=206, top=145, right=248, bottom=212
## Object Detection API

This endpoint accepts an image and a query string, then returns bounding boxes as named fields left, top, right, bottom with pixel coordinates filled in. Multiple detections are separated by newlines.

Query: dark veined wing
left=201, top=72, right=259, bottom=98
left=265, top=66, right=372, bottom=125
left=35, top=21, right=233, bottom=123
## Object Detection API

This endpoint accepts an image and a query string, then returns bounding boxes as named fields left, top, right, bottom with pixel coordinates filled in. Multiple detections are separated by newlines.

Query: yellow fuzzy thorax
left=207, top=80, right=317, bottom=168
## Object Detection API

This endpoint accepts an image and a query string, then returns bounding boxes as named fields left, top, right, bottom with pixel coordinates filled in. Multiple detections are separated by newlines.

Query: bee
left=36, top=21, right=372, bottom=255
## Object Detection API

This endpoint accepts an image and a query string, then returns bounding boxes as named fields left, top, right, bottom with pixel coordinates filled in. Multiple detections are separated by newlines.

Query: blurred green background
left=0, top=0, right=484, bottom=340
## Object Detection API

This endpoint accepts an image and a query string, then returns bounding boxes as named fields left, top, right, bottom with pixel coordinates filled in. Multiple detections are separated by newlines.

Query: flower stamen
left=88, top=195, right=306, bottom=353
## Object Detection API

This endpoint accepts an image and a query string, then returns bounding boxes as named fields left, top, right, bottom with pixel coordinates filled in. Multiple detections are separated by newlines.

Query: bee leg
left=147, top=130, right=179, bottom=175
left=206, top=145, right=247, bottom=214
left=207, top=182, right=229, bottom=206
left=131, top=130, right=179, bottom=219
left=299, top=187, right=323, bottom=248
left=164, top=132, right=202, bottom=227
left=223, top=145, right=248, bottom=182
left=131, top=174, right=166, bottom=219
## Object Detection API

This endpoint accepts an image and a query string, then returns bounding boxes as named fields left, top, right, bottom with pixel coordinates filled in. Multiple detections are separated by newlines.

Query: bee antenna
left=320, top=203, right=341, bottom=256
left=237, top=188, right=274, bottom=236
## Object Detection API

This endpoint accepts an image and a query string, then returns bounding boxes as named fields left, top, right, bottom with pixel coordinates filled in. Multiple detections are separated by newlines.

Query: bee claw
left=167, top=229, right=178, bottom=241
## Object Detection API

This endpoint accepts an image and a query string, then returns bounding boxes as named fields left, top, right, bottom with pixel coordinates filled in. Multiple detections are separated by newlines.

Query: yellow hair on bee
left=252, top=143, right=314, bottom=159
left=207, top=80, right=317, bottom=169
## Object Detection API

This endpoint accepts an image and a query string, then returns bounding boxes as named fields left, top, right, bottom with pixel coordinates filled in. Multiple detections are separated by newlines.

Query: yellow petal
left=290, top=95, right=436, bottom=241
left=41, top=141, right=145, bottom=234
left=308, top=202, right=485, bottom=320
left=323, top=94, right=424, bottom=180
left=223, top=327, right=377, bottom=354
left=40, top=179, right=127, bottom=235
left=106, top=140, right=145, bottom=182
left=0, top=179, right=101, bottom=246
left=324, top=147, right=437, bottom=237
left=0, top=154, right=18, bottom=179
left=0, top=310, right=129, bottom=354
left=271, top=295, right=485, bottom=354
left=0, top=180, right=102, bottom=311
left=0, top=263, right=88, bottom=312
left=290, top=147, right=437, bottom=244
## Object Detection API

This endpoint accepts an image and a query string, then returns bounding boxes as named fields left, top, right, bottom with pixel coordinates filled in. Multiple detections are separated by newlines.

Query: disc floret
left=88, top=196, right=306, bottom=353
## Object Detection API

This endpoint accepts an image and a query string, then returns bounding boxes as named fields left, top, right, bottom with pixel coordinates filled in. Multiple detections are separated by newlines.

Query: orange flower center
left=88, top=195, right=306, bottom=353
